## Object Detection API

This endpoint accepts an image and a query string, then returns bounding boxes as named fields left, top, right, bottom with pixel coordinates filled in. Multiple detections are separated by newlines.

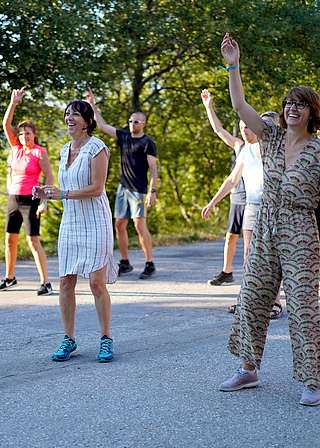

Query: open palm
left=85, top=87, right=96, bottom=106
left=11, top=88, right=26, bottom=104
left=201, top=89, right=213, bottom=108
left=221, top=33, right=240, bottom=66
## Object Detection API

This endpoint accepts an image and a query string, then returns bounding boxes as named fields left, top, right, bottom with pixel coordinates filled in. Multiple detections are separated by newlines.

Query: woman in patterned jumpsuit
left=219, top=34, right=320, bottom=406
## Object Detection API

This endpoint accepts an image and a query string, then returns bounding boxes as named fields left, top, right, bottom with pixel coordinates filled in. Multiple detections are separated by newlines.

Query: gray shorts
left=114, top=184, right=145, bottom=219
left=243, top=203, right=260, bottom=231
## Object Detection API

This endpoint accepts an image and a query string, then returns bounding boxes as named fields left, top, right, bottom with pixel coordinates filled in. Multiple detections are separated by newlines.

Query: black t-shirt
left=116, top=129, right=157, bottom=194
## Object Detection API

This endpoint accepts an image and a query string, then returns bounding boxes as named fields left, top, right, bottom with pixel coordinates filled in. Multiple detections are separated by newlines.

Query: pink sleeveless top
left=8, top=143, right=47, bottom=195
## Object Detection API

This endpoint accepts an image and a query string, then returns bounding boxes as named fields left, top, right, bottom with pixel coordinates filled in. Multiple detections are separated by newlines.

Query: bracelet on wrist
left=226, top=65, right=239, bottom=72
left=218, top=64, right=239, bottom=72
left=150, top=188, right=157, bottom=194
left=61, top=190, right=70, bottom=200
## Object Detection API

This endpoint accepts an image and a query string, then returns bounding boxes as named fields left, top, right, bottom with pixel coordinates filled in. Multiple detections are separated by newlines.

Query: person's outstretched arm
left=201, top=158, right=243, bottom=219
left=85, top=88, right=117, bottom=139
left=201, top=89, right=243, bottom=150
left=221, top=33, right=265, bottom=139
left=3, top=88, right=26, bottom=147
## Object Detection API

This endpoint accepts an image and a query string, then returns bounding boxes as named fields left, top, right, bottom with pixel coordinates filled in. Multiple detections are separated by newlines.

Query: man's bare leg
left=115, top=218, right=129, bottom=260
left=223, top=232, right=239, bottom=273
left=133, top=217, right=153, bottom=262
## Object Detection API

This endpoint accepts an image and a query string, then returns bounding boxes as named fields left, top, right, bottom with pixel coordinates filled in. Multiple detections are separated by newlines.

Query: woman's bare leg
left=90, top=267, right=112, bottom=337
left=59, top=275, right=77, bottom=339
left=5, top=233, right=19, bottom=278
left=26, top=235, right=49, bottom=284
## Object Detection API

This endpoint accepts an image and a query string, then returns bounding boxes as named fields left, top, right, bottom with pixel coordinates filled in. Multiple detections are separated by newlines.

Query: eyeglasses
left=128, top=119, right=145, bottom=124
left=284, top=100, right=308, bottom=110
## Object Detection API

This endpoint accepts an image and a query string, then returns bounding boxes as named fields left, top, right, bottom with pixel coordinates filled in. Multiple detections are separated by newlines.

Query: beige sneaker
left=219, top=368, right=259, bottom=392
left=300, top=387, right=320, bottom=406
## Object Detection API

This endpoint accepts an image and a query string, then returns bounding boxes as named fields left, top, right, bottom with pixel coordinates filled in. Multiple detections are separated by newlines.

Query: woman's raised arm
left=2, top=88, right=26, bottom=147
left=221, top=34, right=265, bottom=138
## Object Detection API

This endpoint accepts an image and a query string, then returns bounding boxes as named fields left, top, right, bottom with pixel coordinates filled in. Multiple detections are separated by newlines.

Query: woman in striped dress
left=36, top=100, right=118, bottom=362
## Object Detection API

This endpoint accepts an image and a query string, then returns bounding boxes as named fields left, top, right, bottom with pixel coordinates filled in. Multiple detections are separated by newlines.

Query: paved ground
left=1, top=240, right=319, bottom=448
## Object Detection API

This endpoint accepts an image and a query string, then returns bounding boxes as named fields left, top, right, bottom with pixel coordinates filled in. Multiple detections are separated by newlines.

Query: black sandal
left=270, top=303, right=283, bottom=320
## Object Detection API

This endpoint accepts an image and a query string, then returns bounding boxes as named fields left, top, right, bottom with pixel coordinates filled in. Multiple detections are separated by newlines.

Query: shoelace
left=100, top=339, right=112, bottom=353
left=58, top=338, right=74, bottom=353
left=237, top=368, right=250, bottom=377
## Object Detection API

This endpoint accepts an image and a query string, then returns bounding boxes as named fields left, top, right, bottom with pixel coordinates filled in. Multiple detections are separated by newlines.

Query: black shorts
left=6, top=195, right=41, bottom=236
left=226, top=203, right=245, bottom=235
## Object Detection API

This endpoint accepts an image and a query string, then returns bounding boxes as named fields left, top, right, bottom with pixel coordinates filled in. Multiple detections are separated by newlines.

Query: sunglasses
left=284, top=100, right=308, bottom=110
left=128, top=119, right=144, bottom=124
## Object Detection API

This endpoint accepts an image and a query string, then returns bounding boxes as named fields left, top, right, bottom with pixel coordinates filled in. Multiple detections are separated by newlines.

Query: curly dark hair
left=64, top=100, right=97, bottom=135
left=279, top=86, right=320, bottom=134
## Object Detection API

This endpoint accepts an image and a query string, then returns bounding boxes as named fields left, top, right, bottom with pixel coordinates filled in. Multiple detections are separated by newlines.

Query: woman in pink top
left=1, top=87, right=54, bottom=295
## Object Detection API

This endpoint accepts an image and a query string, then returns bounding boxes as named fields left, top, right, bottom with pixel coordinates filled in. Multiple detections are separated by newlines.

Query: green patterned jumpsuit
left=229, top=120, right=320, bottom=390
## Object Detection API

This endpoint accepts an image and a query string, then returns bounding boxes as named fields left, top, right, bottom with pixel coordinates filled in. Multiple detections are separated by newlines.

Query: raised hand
left=11, top=87, right=26, bottom=105
left=85, top=87, right=96, bottom=106
left=221, top=33, right=240, bottom=66
left=201, top=89, right=213, bottom=108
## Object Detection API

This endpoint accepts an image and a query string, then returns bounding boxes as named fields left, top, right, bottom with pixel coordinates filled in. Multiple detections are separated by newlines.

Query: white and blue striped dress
left=58, top=136, right=118, bottom=283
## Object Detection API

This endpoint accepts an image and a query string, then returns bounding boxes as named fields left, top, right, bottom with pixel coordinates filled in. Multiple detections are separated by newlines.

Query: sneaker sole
left=139, top=271, right=156, bottom=280
left=0, top=283, right=18, bottom=291
left=98, top=357, right=113, bottom=363
left=118, top=268, right=134, bottom=276
left=219, top=380, right=259, bottom=392
left=208, top=279, right=234, bottom=286
left=299, top=398, right=320, bottom=406
left=37, top=290, right=54, bottom=296
left=51, top=349, right=77, bottom=362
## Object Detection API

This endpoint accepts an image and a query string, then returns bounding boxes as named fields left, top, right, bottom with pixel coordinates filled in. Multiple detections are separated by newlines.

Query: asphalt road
left=1, top=240, right=319, bottom=448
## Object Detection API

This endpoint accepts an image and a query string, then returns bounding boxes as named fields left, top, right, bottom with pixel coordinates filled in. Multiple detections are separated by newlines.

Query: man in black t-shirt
left=86, top=89, right=158, bottom=279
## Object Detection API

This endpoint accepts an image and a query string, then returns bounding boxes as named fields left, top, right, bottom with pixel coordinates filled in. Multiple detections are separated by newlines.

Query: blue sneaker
left=52, top=335, right=77, bottom=362
left=98, top=336, right=113, bottom=363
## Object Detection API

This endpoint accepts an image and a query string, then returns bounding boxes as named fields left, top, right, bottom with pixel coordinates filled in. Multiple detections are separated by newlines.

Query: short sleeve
left=59, top=143, right=69, bottom=167
left=116, top=129, right=126, bottom=148
left=258, top=119, right=278, bottom=157
left=88, top=137, right=109, bottom=158
left=145, top=137, right=157, bottom=157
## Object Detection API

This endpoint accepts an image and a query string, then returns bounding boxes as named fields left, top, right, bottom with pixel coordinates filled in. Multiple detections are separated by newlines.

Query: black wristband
left=150, top=188, right=157, bottom=193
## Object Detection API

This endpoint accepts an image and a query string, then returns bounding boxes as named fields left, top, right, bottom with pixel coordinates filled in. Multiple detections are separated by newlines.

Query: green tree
left=0, top=0, right=319, bottom=258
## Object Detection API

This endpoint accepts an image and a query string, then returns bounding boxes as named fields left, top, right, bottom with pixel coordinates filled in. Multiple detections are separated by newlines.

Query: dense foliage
left=0, top=0, right=319, bottom=257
